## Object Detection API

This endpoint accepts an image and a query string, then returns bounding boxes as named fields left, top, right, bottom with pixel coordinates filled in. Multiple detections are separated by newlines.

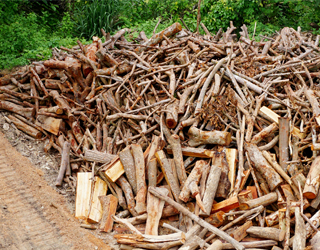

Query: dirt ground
left=0, top=112, right=119, bottom=250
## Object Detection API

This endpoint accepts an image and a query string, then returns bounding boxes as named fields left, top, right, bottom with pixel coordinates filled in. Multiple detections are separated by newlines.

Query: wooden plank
left=75, top=172, right=93, bottom=220
left=88, top=177, right=108, bottom=223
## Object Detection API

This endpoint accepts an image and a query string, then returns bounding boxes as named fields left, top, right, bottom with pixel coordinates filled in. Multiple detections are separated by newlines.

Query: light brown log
left=230, top=221, right=253, bottom=241
left=117, top=176, right=138, bottom=217
left=155, top=150, right=180, bottom=201
left=71, top=121, right=84, bottom=144
left=148, top=159, right=158, bottom=188
left=88, top=177, right=108, bottom=223
left=49, top=90, right=74, bottom=120
left=166, top=146, right=215, bottom=158
left=116, top=238, right=184, bottom=249
left=169, top=134, right=187, bottom=186
left=293, top=206, right=306, bottom=250
left=279, top=117, right=290, bottom=173
left=147, top=136, right=162, bottom=184
left=55, top=141, right=71, bottom=186
left=250, top=123, right=278, bottom=144
left=126, top=213, right=147, bottom=225
left=246, top=226, right=285, bottom=241
left=148, top=187, right=245, bottom=250
left=281, top=184, right=296, bottom=202
left=279, top=208, right=286, bottom=237
left=199, top=163, right=221, bottom=216
left=303, top=156, right=320, bottom=199
left=262, top=150, right=298, bottom=195
left=131, top=144, right=147, bottom=214
left=211, top=196, right=239, bottom=213
left=239, top=192, right=278, bottom=210
left=99, top=195, right=118, bottom=232
left=119, top=146, right=137, bottom=195
left=179, top=160, right=204, bottom=202
left=7, top=115, right=42, bottom=139
left=145, top=187, right=169, bottom=235
left=225, top=148, right=237, bottom=192
left=115, top=232, right=185, bottom=243
left=245, top=143, right=283, bottom=191
left=188, top=127, right=232, bottom=147
left=84, top=149, right=116, bottom=164
left=135, top=22, right=182, bottom=53
left=75, top=172, right=93, bottom=220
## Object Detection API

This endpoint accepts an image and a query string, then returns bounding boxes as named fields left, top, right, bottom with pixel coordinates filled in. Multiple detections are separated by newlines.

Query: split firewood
left=145, top=187, right=169, bottom=235
left=303, top=156, right=320, bottom=199
left=99, top=194, right=118, bottom=232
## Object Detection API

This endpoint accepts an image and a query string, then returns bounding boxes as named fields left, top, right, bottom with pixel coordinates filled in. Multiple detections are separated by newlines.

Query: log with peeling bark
left=99, top=194, right=118, bottom=232
left=188, top=127, right=232, bottom=147
left=246, top=226, right=285, bottom=241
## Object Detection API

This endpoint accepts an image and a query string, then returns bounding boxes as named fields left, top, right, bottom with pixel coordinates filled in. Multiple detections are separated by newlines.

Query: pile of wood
left=2, top=21, right=320, bottom=249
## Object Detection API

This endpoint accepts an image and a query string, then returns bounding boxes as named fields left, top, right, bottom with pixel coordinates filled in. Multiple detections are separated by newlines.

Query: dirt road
left=0, top=131, right=111, bottom=250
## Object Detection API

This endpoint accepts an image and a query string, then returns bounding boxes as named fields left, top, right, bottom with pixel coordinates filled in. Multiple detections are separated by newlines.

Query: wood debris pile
left=2, top=22, right=320, bottom=249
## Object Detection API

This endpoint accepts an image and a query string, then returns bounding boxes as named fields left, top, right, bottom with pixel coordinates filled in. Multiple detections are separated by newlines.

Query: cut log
left=303, top=156, right=320, bottom=199
left=75, top=172, right=93, bottom=220
left=179, top=160, right=205, bottom=202
left=99, top=195, right=118, bottom=232
left=7, top=115, right=42, bottom=139
left=119, top=146, right=137, bottom=195
left=88, top=177, right=108, bottom=223
left=155, top=150, right=180, bottom=201
left=84, top=149, right=116, bottom=164
left=117, top=176, right=138, bottom=217
left=145, top=187, right=169, bottom=235
left=250, top=122, right=278, bottom=144
left=215, top=151, right=231, bottom=199
left=205, top=211, right=225, bottom=227
left=131, top=144, right=147, bottom=214
left=230, top=221, right=253, bottom=241
left=199, top=164, right=221, bottom=216
left=245, top=143, right=283, bottom=191
left=279, top=117, right=290, bottom=173
left=35, top=114, right=63, bottom=135
left=246, top=226, right=285, bottom=241
left=55, top=141, right=71, bottom=186
left=239, top=192, right=278, bottom=210
left=225, top=148, right=237, bottom=192
left=188, top=127, right=232, bottom=147
left=293, top=207, right=306, bottom=250
left=104, top=158, right=125, bottom=182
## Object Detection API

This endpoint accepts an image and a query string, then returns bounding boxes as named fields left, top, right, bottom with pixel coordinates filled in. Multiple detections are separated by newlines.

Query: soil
left=0, top=111, right=119, bottom=250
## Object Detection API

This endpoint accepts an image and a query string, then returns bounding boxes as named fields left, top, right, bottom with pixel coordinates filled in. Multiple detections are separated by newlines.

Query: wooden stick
left=293, top=206, right=306, bottom=250
left=148, top=187, right=245, bottom=250
left=117, top=176, right=138, bottom=216
left=55, top=141, right=71, bottom=186
left=239, top=192, right=278, bottom=210
left=279, top=117, right=290, bottom=173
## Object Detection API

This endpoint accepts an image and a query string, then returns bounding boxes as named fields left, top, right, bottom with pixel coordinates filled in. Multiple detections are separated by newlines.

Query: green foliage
left=73, top=0, right=125, bottom=39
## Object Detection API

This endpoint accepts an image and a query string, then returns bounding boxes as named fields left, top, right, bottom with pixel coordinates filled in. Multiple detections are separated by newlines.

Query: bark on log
left=7, top=115, right=42, bottom=139
left=55, top=141, right=71, bottom=186
left=239, top=192, right=278, bottom=210
left=199, top=164, right=221, bottom=216
left=293, top=207, right=306, bottom=250
left=119, top=146, right=137, bottom=195
left=99, top=195, right=118, bottom=232
left=132, top=144, right=147, bottom=215
left=84, top=149, right=116, bottom=164
left=117, top=176, right=138, bottom=216
left=246, top=226, right=285, bottom=241
left=279, top=117, right=290, bottom=173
